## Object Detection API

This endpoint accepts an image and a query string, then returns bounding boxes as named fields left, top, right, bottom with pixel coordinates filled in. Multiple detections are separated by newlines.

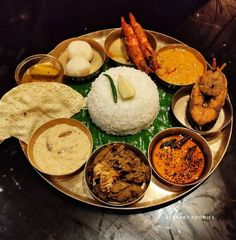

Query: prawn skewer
left=121, top=16, right=151, bottom=74
left=129, top=12, right=158, bottom=73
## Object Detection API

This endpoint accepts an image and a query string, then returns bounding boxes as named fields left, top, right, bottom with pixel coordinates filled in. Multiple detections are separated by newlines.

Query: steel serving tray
left=20, top=29, right=233, bottom=210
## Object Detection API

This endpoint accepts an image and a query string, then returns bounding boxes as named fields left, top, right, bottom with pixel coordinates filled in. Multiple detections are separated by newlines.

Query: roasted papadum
left=0, top=82, right=85, bottom=144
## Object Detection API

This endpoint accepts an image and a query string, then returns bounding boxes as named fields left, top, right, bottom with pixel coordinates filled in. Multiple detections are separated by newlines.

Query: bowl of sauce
left=27, top=118, right=93, bottom=176
left=148, top=127, right=213, bottom=188
left=156, top=44, right=207, bottom=87
left=15, top=54, right=64, bottom=85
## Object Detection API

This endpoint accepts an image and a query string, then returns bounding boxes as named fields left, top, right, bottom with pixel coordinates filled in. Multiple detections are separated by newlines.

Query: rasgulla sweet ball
left=67, top=40, right=93, bottom=61
left=65, top=56, right=91, bottom=76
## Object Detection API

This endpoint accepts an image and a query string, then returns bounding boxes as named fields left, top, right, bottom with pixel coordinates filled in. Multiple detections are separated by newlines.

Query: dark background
left=1, top=0, right=235, bottom=104
left=0, top=0, right=235, bottom=239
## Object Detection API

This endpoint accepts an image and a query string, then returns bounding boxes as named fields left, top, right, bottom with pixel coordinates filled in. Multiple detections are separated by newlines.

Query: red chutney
left=151, top=134, right=205, bottom=184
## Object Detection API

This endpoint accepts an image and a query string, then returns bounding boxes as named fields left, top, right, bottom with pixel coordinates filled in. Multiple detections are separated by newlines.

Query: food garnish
left=160, top=139, right=176, bottom=149
left=151, top=134, right=205, bottom=184
left=160, top=135, right=191, bottom=149
left=117, top=75, right=135, bottom=99
left=185, top=145, right=197, bottom=161
left=172, top=135, right=191, bottom=149
left=88, top=143, right=150, bottom=204
left=103, top=73, right=118, bottom=103
left=187, top=58, right=227, bottom=130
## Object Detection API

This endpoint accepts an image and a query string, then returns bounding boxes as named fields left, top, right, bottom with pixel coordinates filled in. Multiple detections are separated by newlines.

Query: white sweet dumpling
left=67, top=40, right=93, bottom=61
left=65, top=56, right=91, bottom=76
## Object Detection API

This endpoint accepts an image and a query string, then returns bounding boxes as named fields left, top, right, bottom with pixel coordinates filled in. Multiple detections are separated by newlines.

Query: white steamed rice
left=87, top=66, right=159, bottom=135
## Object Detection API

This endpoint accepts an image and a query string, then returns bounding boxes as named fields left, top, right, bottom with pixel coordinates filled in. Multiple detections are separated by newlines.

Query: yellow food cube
left=29, top=63, right=59, bottom=78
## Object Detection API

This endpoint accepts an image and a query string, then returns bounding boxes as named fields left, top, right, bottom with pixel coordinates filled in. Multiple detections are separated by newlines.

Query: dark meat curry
left=87, top=143, right=150, bottom=204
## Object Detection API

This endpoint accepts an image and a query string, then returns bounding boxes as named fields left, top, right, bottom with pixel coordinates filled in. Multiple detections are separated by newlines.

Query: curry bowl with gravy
left=155, top=44, right=207, bottom=87
left=15, top=54, right=64, bottom=85
left=84, top=142, right=152, bottom=207
left=148, top=127, right=213, bottom=188
left=27, top=118, right=93, bottom=176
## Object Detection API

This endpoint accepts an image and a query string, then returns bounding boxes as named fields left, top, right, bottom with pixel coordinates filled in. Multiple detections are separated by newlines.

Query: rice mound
left=87, top=66, right=159, bottom=135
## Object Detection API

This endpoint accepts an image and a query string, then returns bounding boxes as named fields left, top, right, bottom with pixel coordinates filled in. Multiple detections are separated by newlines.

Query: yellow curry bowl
left=155, top=44, right=207, bottom=87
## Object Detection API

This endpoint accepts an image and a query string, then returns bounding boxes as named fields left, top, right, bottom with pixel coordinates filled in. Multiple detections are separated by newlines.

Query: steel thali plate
left=21, top=29, right=233, bottom=210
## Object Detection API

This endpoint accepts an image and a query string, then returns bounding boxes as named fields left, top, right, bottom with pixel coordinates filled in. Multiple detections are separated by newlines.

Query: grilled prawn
left=121, top=16, right=151, bottom=74
left=129, top=12, right=158, bottom=73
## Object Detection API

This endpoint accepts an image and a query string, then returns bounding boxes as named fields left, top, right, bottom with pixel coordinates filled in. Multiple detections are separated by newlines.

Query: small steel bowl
left=27, top=118, right=93, bottom=177
left=15, top=54, right=64, bottom=85
left=84, top=142, right=152, bottom=207
left=155, top=44, right=207, bottom=87
left=148, top=127, right=213, bottom=188
left=104, top=28, right=157, bottom=66
left=171, top=86, right=233, bottom=136
left=51, top=37, right=106, bottom=81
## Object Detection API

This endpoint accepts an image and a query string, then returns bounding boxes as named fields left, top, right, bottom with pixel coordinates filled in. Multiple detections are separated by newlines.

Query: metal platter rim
left=19, top=28, right=233, bottom=211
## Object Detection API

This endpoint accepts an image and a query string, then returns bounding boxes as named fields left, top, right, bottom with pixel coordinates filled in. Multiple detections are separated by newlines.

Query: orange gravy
left=151, top=134, right=205, bottom=184
left=156, top=48, right=204, bottom=85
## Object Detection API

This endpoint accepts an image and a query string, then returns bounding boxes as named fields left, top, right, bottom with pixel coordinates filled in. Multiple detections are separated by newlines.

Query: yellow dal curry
left=156, top=48, right=205, bottom=85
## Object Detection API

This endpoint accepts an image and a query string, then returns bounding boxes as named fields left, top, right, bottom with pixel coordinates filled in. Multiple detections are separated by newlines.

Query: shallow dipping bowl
left=148, top=127, right=213, bottom=188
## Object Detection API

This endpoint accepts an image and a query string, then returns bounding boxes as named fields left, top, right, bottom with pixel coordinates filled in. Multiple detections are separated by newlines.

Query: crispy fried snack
left=188, top=60, right=227, bottom=130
